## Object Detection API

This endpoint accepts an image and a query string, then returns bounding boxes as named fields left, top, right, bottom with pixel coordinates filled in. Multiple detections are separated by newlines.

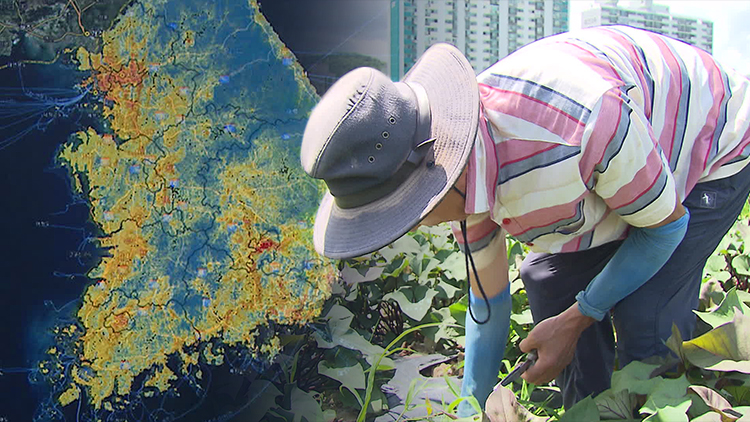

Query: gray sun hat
left=301, top=43, right=479, bottom=259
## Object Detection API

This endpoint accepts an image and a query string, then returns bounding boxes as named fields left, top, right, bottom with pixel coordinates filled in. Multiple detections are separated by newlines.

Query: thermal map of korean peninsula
left=45, top=0, right=332, bottom=410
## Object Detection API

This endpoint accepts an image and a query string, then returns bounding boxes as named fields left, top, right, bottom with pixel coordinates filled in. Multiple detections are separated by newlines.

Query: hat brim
left=313, top=43, right=479, bottom=259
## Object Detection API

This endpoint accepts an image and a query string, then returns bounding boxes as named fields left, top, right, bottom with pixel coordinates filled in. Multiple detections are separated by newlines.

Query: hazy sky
left=570, top=1, right=750, bottom=75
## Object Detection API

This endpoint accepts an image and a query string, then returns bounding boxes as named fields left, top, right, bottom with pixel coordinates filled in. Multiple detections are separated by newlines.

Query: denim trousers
left=520, top=163, right=750, bottom=409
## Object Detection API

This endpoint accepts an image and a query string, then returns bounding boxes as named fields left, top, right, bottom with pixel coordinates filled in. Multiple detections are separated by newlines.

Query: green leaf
left=238, top=380, right=283, bottom=422
left=383, top=287, right=439, bottom=321
left=725, top=385, right=750, bottom=406
left=683, top=309, right=750, bottom=373
left=558, top=396, right=600, bottom=422
left=484, top=386, right=548, bottom=422
left=666, top=323, right=687, bottom=364
left=390, top=235, right=423, bottom=256
left=691, top=410, right=749, bottom=422
left=436, top=279, right=461, bottom=300
left=290, top=386, right=324, bottom=422
left=423, top=307, right=460, bottom=344
left=340, top=264, right=384, bottom=285
left=510, top=277, right=525, bottom=295
left=595, top=388, right=637, bottom=420
left=733, top=256, right=750, bottom=276
left=610, top=361, right=663, bottom=395
left=449, top=295, right=469, bottom=325
left=510, top=308, right=533, bottom=325
left=387, top=257, right=410, bottom=278
left=640, top=375, right=691, bottom=415
left=642, top=400, right=691, bottom=422
left=416, top=224, right=453, bottom=250
left=419, top=257, right=441, bottom=281
left=688, top=385, right=740, bottom=422
left=701, top=279, right=728, bottom=311
left=315, top=305, right=394, bottom=369
left=318, top=361, right=366, bottom=393
left=695, top=288, right=750, bottom=329
left=707, top=255, right=728, bottom=273
left=440, top=251, right=467, bottom=281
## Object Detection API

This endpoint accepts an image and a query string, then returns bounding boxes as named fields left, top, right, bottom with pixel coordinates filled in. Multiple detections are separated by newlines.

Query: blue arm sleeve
left=575, top=209, right=690, bottom=321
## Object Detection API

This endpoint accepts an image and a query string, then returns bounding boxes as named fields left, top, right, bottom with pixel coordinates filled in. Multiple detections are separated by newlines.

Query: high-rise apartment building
left=581, top=0, right=713, bottom=53
left=389, top=0, right=569, bottom=78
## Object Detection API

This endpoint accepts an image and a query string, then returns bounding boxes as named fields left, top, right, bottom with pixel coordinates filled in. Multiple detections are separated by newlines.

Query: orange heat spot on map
left=54, top=0, right=334, bottom=410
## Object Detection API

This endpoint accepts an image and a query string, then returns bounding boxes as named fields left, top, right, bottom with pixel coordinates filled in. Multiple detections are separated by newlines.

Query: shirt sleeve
left=579, top=87, right=677, bottom=227
left=450, top=212, right=504, bottom=270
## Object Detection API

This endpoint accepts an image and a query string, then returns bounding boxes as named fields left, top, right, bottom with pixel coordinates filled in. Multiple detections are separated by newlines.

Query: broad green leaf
left=383, top=287, right=439, bottom=321
left=449, top=295, right=469, bottom=325
left=387, top=257, right=410, bottom=278
left=340, top=264, right=384, bottom=285
left=733, top=256, right=750, bottom=276
left=693, top=406, right=750, bottom=422
left=701, top=279, right=728, bottom=311
left=390, top=235, right=423, bottom=256
left=688, top=385, right=739, bottom=422
left=735, top=406, right=750, bottom=421
left=738, top=290, right=750, bottom=306
left=610, top=361, right=663, bottom=395
left=423, top=307, right=460, bottom=344
left=440, top=250, right=467, bottom=281
left=318, top=361, right=366, bottom=392
left=642, top=400, right=691, bottom=422
left=315, top=304, right=394, bottom=369
left=379, top=244, right=400, bottom=262
left=416, top=224, right=452, bottom=250
left=240, top=380, right=283, bottom=422
left=436, top=280, right=461, bottom=300
left=485, top=386, right=547, bottom=422
left=717, top=271, right=733, bottom=282
left=695, top=289, right=750, bottom=329
left=707, top=255, right=728, bottom=273
left=510, top=308, right=533, bottom=325
left=419, top=257, right=441, bottom=281
left=557, top=396, right=600, bottom=422
left=510, top=277, right=525, bottom=295
left=683, top=310, right=750, bottom=373
left=690, top=385, right=732, bottom=409
left=666, top=323, right=687, bottom=363
left=640, top=375, right=691, bottom=415
left=323, top=304, right=354, bottom=338
left=595, top=388, right=637, bottom=420
left=290, top=386, right=325, bottom=422
left=725, top=385, right=750, bottom=406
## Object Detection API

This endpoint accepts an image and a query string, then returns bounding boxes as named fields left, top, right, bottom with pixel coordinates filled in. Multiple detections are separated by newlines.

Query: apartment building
left=389, top=0, right=569, bottom=78
left=581, top=0, right=713, bottom=53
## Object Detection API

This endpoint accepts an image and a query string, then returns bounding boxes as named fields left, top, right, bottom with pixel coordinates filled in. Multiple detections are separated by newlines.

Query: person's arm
left=520, top=202, right=689, bottom=384
left=453, top=221, right=513, bottom=416
left=451, top=214, right=510, bottom=297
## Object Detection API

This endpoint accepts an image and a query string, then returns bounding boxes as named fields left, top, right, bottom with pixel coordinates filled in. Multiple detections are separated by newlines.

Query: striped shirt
left=451, top=26, right=750, bottom=263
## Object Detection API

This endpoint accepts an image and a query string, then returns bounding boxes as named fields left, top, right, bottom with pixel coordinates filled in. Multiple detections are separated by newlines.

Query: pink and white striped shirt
left=451, top=26, right=750, bottom=261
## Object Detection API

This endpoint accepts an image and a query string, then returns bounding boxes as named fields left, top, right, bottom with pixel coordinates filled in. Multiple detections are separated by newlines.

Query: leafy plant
left=254, top=199, right=750, bottom=421
left=485, top=288, right=750, bottom=422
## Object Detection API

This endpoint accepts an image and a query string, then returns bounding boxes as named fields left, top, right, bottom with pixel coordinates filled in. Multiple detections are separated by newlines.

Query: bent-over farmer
left=300, top=25, right=750, bottom=417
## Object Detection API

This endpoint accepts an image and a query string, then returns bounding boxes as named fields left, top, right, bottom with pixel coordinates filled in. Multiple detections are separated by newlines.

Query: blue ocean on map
left=0, top=61, right=99, bottom=419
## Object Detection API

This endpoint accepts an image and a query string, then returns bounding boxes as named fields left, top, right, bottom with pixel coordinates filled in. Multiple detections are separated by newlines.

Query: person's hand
left=519, top=302, right=595, bottom=385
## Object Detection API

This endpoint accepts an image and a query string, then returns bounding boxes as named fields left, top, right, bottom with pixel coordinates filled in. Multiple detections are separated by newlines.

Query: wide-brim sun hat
left=301, top=43, right=479, bottom=259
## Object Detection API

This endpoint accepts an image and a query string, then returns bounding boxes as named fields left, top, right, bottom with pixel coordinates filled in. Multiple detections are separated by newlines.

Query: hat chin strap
left=333, top=82, right=436, bottom=210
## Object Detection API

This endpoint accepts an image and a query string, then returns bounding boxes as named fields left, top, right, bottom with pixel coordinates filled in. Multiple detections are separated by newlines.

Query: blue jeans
left=520, top=163, right=750, bottom=409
